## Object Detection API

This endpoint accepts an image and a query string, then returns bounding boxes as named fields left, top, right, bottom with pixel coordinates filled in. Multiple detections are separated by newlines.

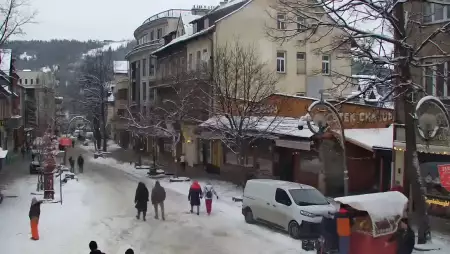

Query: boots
left=136, top=211, right=140, bottom=220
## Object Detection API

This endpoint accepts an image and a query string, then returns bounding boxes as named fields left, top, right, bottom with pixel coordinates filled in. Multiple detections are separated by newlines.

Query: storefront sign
left=337, top=112, right=393, bottom=124
left=438, top=164, right=450, bottom=191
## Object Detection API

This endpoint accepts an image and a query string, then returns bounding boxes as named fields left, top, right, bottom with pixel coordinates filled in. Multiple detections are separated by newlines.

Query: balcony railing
left=142, top=9, right=191, bottom=25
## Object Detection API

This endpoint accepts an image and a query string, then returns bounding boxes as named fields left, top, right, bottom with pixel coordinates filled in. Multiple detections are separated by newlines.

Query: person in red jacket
left=188, top=181, right=203, bottom=215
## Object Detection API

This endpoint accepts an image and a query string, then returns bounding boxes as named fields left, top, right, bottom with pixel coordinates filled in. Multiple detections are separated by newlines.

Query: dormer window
left=204, top=18, right=209, bottom=28
left=193, top=22, right=198, bottom=33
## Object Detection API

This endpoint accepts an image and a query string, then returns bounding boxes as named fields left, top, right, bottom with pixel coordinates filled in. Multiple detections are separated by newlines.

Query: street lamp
left=303, top=91, right=349, bottom=196
left=415, top=95, right=450, bottom=144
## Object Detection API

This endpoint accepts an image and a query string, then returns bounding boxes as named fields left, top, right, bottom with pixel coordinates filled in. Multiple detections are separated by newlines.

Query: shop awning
left=394, top=141, right=450, bottom=155
left=340, top=125, right=393, bottom=151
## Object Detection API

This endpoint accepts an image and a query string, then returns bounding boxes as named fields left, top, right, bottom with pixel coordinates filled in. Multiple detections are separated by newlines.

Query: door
left=268, top=188, right=293, bottom=229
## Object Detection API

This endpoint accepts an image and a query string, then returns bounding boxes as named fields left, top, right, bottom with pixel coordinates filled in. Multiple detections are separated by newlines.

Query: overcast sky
left=18, top=0, right=220, bottom=41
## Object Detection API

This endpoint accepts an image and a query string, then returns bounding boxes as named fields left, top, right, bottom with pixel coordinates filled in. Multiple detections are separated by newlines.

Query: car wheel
left=288, top=221, right=301, bottom=239
left=244, top=208, right=255, bottom=224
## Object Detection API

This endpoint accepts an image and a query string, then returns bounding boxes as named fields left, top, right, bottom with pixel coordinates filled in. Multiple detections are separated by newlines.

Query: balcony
left=142, top=9, right=190, bottom=25
left=126, top=40, right=164, bottom=59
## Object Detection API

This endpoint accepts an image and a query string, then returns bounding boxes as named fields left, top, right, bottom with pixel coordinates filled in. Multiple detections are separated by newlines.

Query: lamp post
left=303, top=91, right=349, bottom=196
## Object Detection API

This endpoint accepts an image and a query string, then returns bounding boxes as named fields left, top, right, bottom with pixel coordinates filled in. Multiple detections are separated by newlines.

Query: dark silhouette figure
left=135, top=182, right=149, bottom=221
left=77, top=155, right=84, bottom=173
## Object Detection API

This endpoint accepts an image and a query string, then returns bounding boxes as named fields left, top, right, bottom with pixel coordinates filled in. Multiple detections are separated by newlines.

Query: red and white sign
left=438, top=164, right=450, bottom=191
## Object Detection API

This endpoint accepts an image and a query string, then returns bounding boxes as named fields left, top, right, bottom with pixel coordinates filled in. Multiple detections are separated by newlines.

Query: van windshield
left=289, top=188, right=329, bottom=206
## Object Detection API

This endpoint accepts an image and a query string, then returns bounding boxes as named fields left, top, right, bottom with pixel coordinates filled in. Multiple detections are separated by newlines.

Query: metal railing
left=142, top=9, right=191, bottom=24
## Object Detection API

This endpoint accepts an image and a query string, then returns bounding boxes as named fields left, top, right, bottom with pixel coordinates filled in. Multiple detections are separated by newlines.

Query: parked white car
left=242, top=179, right=336, bottom=239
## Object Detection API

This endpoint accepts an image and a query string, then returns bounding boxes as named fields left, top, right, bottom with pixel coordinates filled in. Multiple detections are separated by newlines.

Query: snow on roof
left=19, top=52, right=36, bottom=61
left=152, top=25, right=215, bottom=55
left=0, top=49, right=12, bottom=74
left=113, top=61, right=128, bottom=74
left=342, top=126, right=393, bottom=151
left=335, top=191, right=407, bottom=222
left=200, top=115, right=314, bottom=138
left=181, top=13, right=202, bottom=35
left=41, top=66, right=52, bottom=73
left=83, top=40, right=130, bottom=57
left=1, top=85, right=12, bottom=95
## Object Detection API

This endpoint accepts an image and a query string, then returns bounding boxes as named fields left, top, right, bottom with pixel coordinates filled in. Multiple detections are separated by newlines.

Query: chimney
left=219, top=0, right=229, bottom=6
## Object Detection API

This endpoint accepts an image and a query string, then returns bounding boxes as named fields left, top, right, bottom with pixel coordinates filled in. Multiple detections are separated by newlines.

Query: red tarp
left=59, top=137, right=72, bottom=147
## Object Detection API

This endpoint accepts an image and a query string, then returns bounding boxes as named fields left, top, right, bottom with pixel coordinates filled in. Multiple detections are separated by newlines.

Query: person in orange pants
left=29, top=197, right=43, bottom=240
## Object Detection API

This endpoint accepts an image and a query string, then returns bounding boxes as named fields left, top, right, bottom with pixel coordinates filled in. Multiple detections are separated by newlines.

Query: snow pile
left=79, top=140, right=121, bottom=153
left=83, top=40, right=130, bottom=58
left=19, top=52, right=36, bottom=61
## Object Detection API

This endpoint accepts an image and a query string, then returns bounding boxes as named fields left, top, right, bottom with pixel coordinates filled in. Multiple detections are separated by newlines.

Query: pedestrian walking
left=125, top=249, right=134, bottom=254
left=203, top=182, right=219, bottom=215
left=188, top=181, right=203, bottom=215
left=68, top=156, right=75, bottom=173
left=135, top=182, right=149, bottom=221
left=72, top=138, right=75, bottom=148
left=77, top=154, right=84, bottom=173
left=180, top=154, right=186, bottom=172
left=89, top=241, right=105, bottom=254
left=29, top=197, right=43, bottom=240
left=21, top=145, right=26, bottom=159
left=151, top=180, right=166, bottom=220
left=387, top=218, right=415, bottom=254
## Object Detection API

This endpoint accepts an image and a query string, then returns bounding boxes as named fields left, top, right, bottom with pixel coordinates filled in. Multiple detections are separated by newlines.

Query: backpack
left=205, top=188, right=213, bottom=199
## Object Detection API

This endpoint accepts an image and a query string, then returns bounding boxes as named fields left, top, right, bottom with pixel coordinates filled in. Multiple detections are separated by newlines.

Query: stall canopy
left=59, top=137, right=72, bottom=147
left=335, top=191, right=407, bottom=222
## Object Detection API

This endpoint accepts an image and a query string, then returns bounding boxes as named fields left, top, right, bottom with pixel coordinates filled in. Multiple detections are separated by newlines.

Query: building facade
left=110, top=61, right=130, bottom=148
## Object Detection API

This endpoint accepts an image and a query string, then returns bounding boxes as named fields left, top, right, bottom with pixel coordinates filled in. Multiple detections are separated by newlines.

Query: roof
left=0, top=49, right=12, bottom=74
left=113, top=61, right=129, bottom=74
left=152, top=25, right=215, bottom=55
left=191, top=0, right=249, bottom=23
left=248, top=179, right=315, bottom=189
left=342, top=125, right=393, bottom=151
left=180, top=13, right=202, bottom=35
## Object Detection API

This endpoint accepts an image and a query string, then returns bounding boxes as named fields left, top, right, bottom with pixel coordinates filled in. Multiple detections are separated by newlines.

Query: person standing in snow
left=68, top=156, right=75, bottom=173
left=151, top=180, right=166, bottom=220
left=135, top=182, right=149, bottom=221
left=29, top=197, right=43, bottom=240
left=77, top=154, right=84, bottom=173
left=387, top=218, right=415, bottom=254
left=203, top=182, right=219, bottom=215
left=89, top=241, right=105, bottom=254
left=188, top=181, right=203, bottom=215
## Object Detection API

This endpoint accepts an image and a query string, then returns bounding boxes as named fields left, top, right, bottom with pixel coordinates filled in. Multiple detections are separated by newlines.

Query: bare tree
left=199, top=42, right=284, bottom=185
left=1, top=0, right=35, bottom=47
left=267, top=0, right=450, bottom=243
left=126, top=68, right=204, bottom=176
left=78, top=50, right=113, bottom=152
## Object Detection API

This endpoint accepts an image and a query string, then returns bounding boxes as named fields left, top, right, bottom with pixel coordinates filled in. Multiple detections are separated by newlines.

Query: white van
left=242, top=179, right=336, bottom=239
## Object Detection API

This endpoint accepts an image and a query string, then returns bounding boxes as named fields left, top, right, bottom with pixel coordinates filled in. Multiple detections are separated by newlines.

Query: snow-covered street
left=2, top=144, right=450, bottom=253
left=0, top=147, right=302, bottom=254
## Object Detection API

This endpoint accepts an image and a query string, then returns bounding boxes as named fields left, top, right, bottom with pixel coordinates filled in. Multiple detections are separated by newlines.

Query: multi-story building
left=17, top=70, right=58, bottom=137
left=111, top=61, right=130, bottom=148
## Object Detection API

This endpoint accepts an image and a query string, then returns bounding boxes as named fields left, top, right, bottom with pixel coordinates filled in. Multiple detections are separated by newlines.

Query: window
left=277, top=13, right=286, bottom=30
left=275, top=188, right=292, bottom=206
left=19, top=79, right=22, bottom=84
left=149, top=57, right=155, bottom=76
left=142, top=59, right=147, bottom=76
left=117, top=109, right=125, bottom=116
left=142, top=82, right=147, bottom=101
left=36, top=78, right=39, bottom=84
left=152, top=88, right=158, bottom=102
left=321, top=55, right=330, bottom=75
left=196, top=50, right=201, bottom=69
left=204, top=18, right=209, bottom=28
left=296, top=52, right=306, bottom=74
left=193, top=23, right=198, bottom=33
left=297, top=16, right=305, bottom=32
left=157, top=28, right=163, bottom=39
left=188, top=53, right=193, bottom=70
left=276, top=51, right=286, bottom=73
left=202, top=49, right=208, bottom=68
left=25, top=79, right=28, bottom=84
left=30, top=79, right=33, bottom=85
left=423, top=2, right=450, bottom=23
left=289, top=188, right=329, bottom=206
left=150, top=31, right=154, bottom=41
left=423, top=62, right=450, bottom=97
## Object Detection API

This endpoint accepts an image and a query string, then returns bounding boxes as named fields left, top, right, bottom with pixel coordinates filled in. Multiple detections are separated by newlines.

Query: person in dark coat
left=89, top=241, right=105, bottom=254
left=77, top=155, right=84, bottom=173
left=135, top=182, right=149, bottom=221
left=151, top=180, right=166, bottom=220
left=68, top=156, right=75, bottom=173
left=29, top=197, right=43, bottom=240
left=388, top=218, right=415, bottom=254
left=21, top=145, right=26, bottom=159
left=125, top=248, right=134, bottom=254
left=188, top=181, right=203, bottom=215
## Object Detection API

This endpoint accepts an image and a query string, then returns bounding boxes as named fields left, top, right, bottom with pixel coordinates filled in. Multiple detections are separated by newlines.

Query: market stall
left=334, top=191, right=408, bottom=254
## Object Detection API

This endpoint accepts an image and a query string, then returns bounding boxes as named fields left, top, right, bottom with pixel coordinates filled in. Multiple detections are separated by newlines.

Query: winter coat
left=77, top=156, right=84, bottom=166
left=29, top=198, right=42, bottom=219
left=151, top=181, right=166, bottom=204
left=188, top=181, right=203, bottom=206
left=90, top=250, right=105, bottom=254
left=203, top=184, right=218, bottom=200
left=69, top=158, right=75, bottom=167
left=135, top=182, right=149, bottom=211
left=389, top=223, right=415, bottom=254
